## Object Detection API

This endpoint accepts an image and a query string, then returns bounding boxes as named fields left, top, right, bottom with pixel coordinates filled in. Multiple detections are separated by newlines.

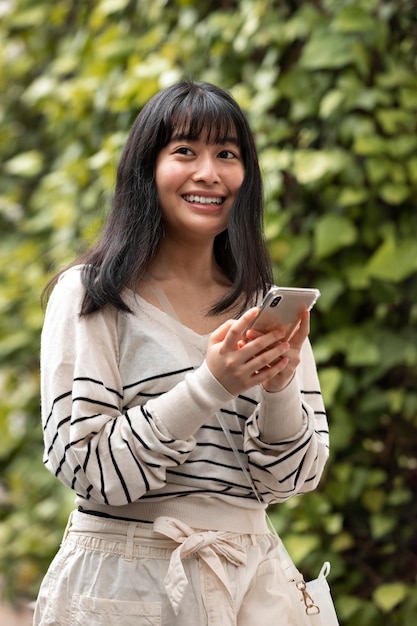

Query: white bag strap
left=216, top=412, right=304, bottom=583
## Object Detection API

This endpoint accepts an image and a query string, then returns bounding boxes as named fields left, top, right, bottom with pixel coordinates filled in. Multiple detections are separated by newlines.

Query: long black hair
left=48, top=80, right=273, bottom=316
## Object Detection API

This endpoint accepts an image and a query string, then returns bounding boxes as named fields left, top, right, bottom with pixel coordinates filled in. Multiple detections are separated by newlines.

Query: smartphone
left=244, top=286, right=320, bottom=341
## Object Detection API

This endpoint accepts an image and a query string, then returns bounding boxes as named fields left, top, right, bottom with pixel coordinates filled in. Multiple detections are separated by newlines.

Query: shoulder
left=56, top=264, right=85, bottom=290
left=44, top=265, right=85, bottom=312
left=42, top=266, right=85, bottom=325
left=44, top=264, right=82, bottom=299
left=44, top=265, right=119, bottom=337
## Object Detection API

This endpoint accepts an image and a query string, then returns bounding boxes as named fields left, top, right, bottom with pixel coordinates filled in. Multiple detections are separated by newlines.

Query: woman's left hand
left=207, top=307, right=310, bottom=395
left=254, top=308, right=310, bottom=393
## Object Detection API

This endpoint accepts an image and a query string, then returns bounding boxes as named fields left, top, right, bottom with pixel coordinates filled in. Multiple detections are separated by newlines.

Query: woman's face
left=155, top=129, right=245, bottom=243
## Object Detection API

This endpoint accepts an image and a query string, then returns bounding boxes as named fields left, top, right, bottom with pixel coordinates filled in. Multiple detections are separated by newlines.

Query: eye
left=174, top=146, right=194, bottom=156
left=218, top=149, right=237, bottom=159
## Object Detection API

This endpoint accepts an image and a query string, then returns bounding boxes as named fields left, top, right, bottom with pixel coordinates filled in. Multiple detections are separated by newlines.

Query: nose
left=192, top=152, right=220, bottom=183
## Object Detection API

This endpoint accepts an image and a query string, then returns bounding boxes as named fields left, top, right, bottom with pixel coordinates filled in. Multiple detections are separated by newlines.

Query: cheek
left=155, top=164, right=170, bottom=192
left=155, top=174, right=175, bottom=211
left=231, top=167, right=245, bottom=195
left=155, top=162, right=183, bottom=195
left=234, top=160, right=245, bottom=182
left=238, top=170, right=245, bottom=189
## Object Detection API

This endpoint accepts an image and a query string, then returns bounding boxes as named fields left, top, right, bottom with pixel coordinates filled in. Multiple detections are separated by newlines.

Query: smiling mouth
left=183, top=194, right=224, bottom=205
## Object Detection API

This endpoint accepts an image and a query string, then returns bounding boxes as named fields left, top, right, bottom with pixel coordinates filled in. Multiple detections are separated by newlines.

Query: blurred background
left=0, top=1, right=416, bottom=624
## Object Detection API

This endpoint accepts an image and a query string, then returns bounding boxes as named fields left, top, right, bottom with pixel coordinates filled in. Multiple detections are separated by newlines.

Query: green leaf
left=400, top=87, right=417, bottom=110
left=275, top=235, right=311, bottom=271
left=4, top=151, right=44, bottom=177
left=366, top=236, right=417, bottom=282
left=23, top=76, right=57, bottom=104
left=314, top=214, right=357, bottom=259
left=338, top=187, right=368, bottom=207
left=376, top=108, right=415, bottom=135
left=370, top=513, right=396, bottom=540
left=7, top=6, right=49, bottom=27
left=300, top=30, right=355, bottom=70
left=317, top=367, right=343, bottom=404
left=387, top=135, right=417, bottom=158
left=319, top=89, right=344, bottom=118
left=379, top=183, right=409, bottom=205
left=362, top=488, right=386, bottom=513
left=373, top=583, right=408, bottom=613
left=365, top=156, right=393, bottom=184
left=345, top=334, right=380, bottom=367
left=293, top=150, right=347, bottom=185
left=354, top=135, right=387, bottom=156
left=344, top=263, right=370, bottom=289
left=284, top=534, right=320, bottom=563
left=332, top=4, right=377, bottom=34
left=407, top=156, right=417, bottom=184
left=315, top=277, right=345, bottom=312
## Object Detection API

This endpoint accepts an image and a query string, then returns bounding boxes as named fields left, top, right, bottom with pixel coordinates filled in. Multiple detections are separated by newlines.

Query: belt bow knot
left=153, top=516, right=247, bottom=616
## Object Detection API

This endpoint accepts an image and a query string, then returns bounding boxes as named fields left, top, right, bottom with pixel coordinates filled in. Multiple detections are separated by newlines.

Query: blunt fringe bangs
left=161, top=85, right=242, bottom=148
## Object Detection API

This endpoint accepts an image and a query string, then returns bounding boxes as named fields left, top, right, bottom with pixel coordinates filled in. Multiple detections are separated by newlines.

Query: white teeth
left=184, top=195, right=223, bottom=205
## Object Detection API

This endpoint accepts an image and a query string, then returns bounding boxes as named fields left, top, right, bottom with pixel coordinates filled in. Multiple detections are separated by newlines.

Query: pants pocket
left=70, top=594, right=161, bottom=626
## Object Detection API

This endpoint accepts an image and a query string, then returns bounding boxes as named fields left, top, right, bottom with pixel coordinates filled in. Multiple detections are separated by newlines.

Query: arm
left=41, top=268, right=233, bottom=506
left=244, top=338, right=329, bottom=503
left=205, top=305, right=329, bottom=504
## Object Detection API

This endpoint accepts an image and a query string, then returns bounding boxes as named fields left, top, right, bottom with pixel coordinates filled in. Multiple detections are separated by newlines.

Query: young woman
left=35, top=80, right=329, bottom=626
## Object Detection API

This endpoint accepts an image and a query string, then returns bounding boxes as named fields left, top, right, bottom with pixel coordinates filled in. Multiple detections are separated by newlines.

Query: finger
left=238, top=326, right=288, bottom=362
left=222, top=308, right=259, bottom=348
left=246, top=341, right=290, bottom=373
left=209, top=318, right=235, bottom=344
left=238, top=325, right=271, bottom=348
left=252, top=354, right=290, bottom=381
left=289, top=309, right=310, bottom=348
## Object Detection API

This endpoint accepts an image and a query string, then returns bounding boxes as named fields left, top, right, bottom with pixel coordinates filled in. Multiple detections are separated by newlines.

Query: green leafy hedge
left=1, top=1, right=416, bottom=623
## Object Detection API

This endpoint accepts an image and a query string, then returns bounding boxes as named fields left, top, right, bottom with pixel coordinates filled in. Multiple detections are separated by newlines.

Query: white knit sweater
left=41, top=266, right=329, bottom=533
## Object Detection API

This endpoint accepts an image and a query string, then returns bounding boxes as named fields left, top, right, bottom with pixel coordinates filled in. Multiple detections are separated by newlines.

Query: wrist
left=262, top=372, right=295, bottom=393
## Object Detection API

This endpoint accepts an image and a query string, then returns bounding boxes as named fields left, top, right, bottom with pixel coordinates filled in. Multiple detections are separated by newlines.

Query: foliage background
left=1, top=0, right=416, bottom=624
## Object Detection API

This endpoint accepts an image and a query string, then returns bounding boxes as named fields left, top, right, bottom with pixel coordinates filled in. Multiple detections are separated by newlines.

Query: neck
left=148, top=238, right=225, bottom=287
left=137, top=236, right=236, bottom=333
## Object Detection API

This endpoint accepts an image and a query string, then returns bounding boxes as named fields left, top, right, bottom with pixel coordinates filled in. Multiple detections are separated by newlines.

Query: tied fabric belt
left=153, top=517, right=248, bottom=621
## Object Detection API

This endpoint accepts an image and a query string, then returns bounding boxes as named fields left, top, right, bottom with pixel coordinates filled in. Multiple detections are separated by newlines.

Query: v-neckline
left=124, top=289, right=213, bottom=341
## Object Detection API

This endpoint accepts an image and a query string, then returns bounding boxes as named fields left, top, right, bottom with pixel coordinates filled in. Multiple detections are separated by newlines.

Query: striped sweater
left=41, top=266, right=329, bottom=533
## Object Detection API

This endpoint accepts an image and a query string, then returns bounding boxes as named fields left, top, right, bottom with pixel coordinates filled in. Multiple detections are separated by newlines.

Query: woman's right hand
left=206, top=308, right=291, bottom=396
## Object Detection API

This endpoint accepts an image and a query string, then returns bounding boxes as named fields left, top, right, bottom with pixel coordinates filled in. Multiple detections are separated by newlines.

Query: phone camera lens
left=270, top=296, right=282, bottom=308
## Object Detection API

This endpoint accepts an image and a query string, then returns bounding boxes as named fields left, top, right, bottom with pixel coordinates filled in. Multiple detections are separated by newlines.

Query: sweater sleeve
left=243, top=338, right=329, bottom=503
left=41, top=268, right=233, bottom=506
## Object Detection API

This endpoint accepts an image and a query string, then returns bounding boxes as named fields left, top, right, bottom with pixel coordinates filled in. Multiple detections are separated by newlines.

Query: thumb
left=209, top=318, right=235, bottom=345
